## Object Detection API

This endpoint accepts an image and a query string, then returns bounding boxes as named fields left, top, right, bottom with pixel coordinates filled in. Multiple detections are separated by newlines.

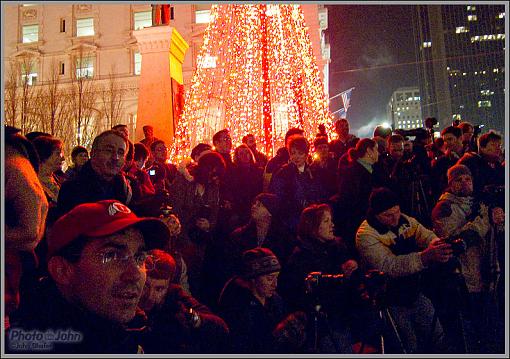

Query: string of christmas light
left=170, top=4, right=335, bottom=161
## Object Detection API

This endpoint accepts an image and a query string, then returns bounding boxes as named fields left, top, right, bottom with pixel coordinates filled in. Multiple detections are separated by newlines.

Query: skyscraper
left=413, top=4, right=505, bottom=133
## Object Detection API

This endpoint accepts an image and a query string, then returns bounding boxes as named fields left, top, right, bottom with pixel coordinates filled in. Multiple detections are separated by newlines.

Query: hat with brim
left=47, top=200, right=170, bottom=258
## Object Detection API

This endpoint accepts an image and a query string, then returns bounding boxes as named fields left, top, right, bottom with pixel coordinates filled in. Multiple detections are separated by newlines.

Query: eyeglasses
left=93, top=249, right=148, bottom=268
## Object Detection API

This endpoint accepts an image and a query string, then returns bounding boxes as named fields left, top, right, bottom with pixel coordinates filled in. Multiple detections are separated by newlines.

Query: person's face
left=253, top=272, right=279, bottom=300
left=67, top=227, right=147, bottom=324
left=462, top=128, right=474, bottom=143
left=367, top=144, right=379, bottom=164
left=245, top=135, right=256, bottom=149
left=144, top=127, right=154, bottom=139
left=389, top=141, right=404, bottom=160
left=236, top=147, right=253, bottom=165
left=46, top=147, right=65, bottom=173
left=336, top=121, right=349, bottom=137
left=74, top=152, right=89, bottom=168
left=214, top=133, right=232, bottom=154
left=316, top=144, right=329, bottom=159
left=375, top=205, right=401, bottom=228
left=251, top=200, right=271, bottom=221
left=403, top=141, right=413, bottom=154
left=316, top=210, right=335, bottom=242
left=153, top=143, right=168, bottom=162
left=450, top=174, right=473, bottom=197
left=114, top=127, right=129, bottom=139
left=91, top=134, right=127, bottom=180
left=138, top=276, right=170, bottom=313
left=443, top=133, right=462, bottom=153
left=480, top=139, right=502, bottom=160
left=289, top=147, right=307, bottom=167
left=135, top=158, right=147, bottom=170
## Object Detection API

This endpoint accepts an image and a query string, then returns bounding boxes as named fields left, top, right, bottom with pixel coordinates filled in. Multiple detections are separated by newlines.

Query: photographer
left=431, top=165, right=503, bottom=353
left=356, top=187, right=450, bottom=354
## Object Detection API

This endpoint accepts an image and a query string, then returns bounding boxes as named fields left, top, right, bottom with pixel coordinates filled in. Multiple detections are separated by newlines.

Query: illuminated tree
left=171, top=4, right=333, bottom=160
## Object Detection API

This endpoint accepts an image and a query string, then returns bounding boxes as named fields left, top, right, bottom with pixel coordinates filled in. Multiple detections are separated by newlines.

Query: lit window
left=463, top=72, right=467, bottom=76
left=422, top=41, right=431, bottom=48
left=134, top=52, right=142, bottom=75
left=477, top=100, right=491, bottom=108
left=75, top=56, right=94, bottom=78
left=493, top=68, right=499, bottom=73
left=195, top=10, right=211, bottom=24
left=22, top=24, right=38, bottom=43
left=77, top=18, right=94, bottom=37
left=467, top=5, right=476, bottom=11
left=134, top=11, right=152, bottom=30
left=497, top=12, right=504, bottom=19
left=468, top=14, right=477, bottom=21
left=21, top=61, right=38, bottom=85
left=456, top=26, right=468, bottom=33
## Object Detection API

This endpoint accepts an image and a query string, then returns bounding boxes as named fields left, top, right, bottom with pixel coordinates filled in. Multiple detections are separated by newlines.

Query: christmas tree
left=171, top=4, right=334, bottom=160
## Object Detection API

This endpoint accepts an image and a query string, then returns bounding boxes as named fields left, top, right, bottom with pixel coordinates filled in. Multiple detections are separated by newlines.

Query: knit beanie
left=368, top=187, right=400, bottom=215
left=242, top=248, right=281, bottom=279
left=447, top=164, right=472, bottom=185
left=254, top=193, right=279, bottom=217
left=146, top=249, right=176, bottom=281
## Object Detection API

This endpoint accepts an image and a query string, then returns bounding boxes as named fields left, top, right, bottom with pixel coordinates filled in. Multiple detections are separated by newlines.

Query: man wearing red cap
left=7, top=200, right=169, bottom=354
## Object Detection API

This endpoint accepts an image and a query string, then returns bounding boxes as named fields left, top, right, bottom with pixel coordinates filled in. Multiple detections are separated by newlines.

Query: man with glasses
left=57, top=130, right=133, bottom=216
left=6, top=200, right=170, bottom=353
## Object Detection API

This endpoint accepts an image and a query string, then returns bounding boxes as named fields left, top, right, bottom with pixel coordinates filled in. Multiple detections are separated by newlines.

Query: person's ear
left=47, top=256, right=75, bottom=286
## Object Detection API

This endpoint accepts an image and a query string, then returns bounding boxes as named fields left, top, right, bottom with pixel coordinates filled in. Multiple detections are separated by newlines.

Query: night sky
left=326, top=5, right=419, bottom=137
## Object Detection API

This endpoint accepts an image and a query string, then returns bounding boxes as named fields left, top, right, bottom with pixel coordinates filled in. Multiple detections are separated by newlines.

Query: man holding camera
left=356, top=187, right=450, bottom=354
left=431, top=164, right=503, bottom=353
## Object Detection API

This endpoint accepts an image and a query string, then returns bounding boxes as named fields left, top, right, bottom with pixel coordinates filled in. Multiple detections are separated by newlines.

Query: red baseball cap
left=47, top=200, right=170, bottom=258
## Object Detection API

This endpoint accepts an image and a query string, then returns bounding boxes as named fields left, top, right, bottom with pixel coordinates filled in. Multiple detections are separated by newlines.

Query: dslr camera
left=442, top=235, right=466, bottom=257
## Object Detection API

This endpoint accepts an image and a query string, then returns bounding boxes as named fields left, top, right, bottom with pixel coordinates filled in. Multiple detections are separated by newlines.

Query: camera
left=149, top=169, right=156, bottom=176
left=442, top=236, right=466, bottom=256
left=473, top=124, right=485, bottom=136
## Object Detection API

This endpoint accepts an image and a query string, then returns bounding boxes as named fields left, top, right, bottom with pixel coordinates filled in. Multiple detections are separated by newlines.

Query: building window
left=75, top=56, right=94, bottom=78
left=467, top=14, right=477, bottom=21
left=76, top=18, right=94, bottom=37
left=60, top=18, right=66, bottom=33
left=467, top=5, right=476, bottom=11
left=134, top=11, right=152, bottom=30
left=59, top=61, right=65, bottom=75
left=455, top=26, right=468, bottom=33
left=134, top=52, right=142, bottom=75
left=477, top=100, right=491, bottom=108
left=195, top=9, right=211, bottom=24
left=422, top=41, right=431, bottom=48
left=497, top=12, right=505, bottom=19
left=21, top=61, right=38, bottom=86
left=22, top=24, right=38, bottom=43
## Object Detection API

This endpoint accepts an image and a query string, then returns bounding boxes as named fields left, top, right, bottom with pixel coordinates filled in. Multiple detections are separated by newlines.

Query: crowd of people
left=3, top=118, right=506, bottom=354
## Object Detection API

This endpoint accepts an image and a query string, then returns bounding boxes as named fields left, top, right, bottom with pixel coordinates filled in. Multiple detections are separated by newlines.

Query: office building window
left=422, top=41, right=431, bottom=48
left=22, top=24, right=38, bottom=43
left=77, top=18, right=94, bottom=37
left=134, top=52, right=142, bottom=75
left=75, top=56, right=94, bottom=78
left=59, top=61, right=65, bottom=75
left=497, top=12, right=505, bottom=19
left=196, top=9, right=211, bottom=24
left=21, top=61, right=38, bottom=85
left=455, top=26, right=468, bottom=33
left=134, top=11, right=152, bottom=30
left=467, top=14, right=477, bottom=21
left=477, top=100, right=491, bottom=108
left=60, top=18, right=66, bottom=33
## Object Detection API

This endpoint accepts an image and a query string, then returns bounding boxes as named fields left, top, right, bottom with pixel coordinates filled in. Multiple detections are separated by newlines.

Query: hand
left=420, top=238, right=453, bottom=267
left=491, top=207, right=505, bottom=226
left=195, top=218, right=210, bottom=232
left=175, top=303, right=201, bottom=330
left=162, top=214, right=182, bottom=236
left=341, top=259, right=358, bottom=278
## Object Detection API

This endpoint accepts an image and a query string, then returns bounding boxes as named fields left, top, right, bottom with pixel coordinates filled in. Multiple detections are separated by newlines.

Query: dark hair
left=457, top=122, right=474, bottom=134
left=195, top=152, right=226, bottom=184
left=286, top=134, right=310, bottom=154
left=478, top=131, right=502, bottom=149
left=91, top=130, right=129, bottom=152
left=242, top=134, right=255, bottom=144
left=284, top=128, right=304, bottom=143
left=150, top=140, right=166, bottom=153
left=32, top=136, right=63, bottom=163
left=373, top=125, right=392, bottom=139
left=348, top=138, right=376, bottom=161
left=212, top=129, right=230, bottom=144
left=233, top=144, right=256, bottom=165
left=146, top=249, right=176, bottom=281
left=134, top=142, right=150, bottom=161
left=298, top=204, right=332, bottom=242
left=190, top=143, right=212, bottom=161
left=434, top=137, right=445, bottom=148
left=25, top=131, right=52, bottom=142
left=71, top=146, right=89, bottom=161
left=387, top=134, right=404, bottom=146
left=112, top=124, right=127, bottom=130
left=334, top=118, right=348, bottom=130
left=313, top=136, right=329, bottom=149
left=143, top=125, right=153, bottom=131
left=52, top=234, right=91, bottom=263
left=5, top=126, right=40, bottom=172
left=441, top=125, right=462, bottom=138
left=126, top=140, right=134, bottom=162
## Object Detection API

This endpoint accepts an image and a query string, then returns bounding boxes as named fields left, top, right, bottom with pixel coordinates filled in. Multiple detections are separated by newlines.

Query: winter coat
left=457, top=152, right=505, bottom=195
left=57, top=161, right=132, bottom=216
left=7, top=278, right=144, bottom=354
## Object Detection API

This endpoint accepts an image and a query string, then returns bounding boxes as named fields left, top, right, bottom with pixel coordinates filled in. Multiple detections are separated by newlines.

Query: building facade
left=387, top=86, right=423, bottom=130
left=3, top=3, right=330, bottom=145
left=413, top=4, right=505, bottom=133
